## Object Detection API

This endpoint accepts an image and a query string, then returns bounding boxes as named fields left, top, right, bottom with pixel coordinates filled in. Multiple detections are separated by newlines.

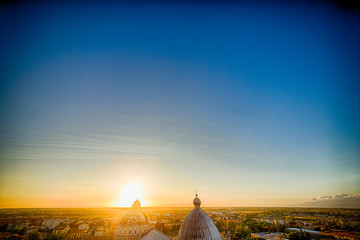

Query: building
left=140, top=228, right=171, bottom=240
left=94, top=227, right=104, bottom=237
left=114, top=199, right=151, bottom=240
left=42, top=219, right=62, bottom=229
left=251, top=232, right=285, bottom=240
left=285, top=228, right=320, bottom=235
left=52, top=225, right=70, bottom=235
left=78, top=223, right=89, bottom=231
left=178, top=194, right=223, bottom=240
left=66, top=228, right=88, bottom=239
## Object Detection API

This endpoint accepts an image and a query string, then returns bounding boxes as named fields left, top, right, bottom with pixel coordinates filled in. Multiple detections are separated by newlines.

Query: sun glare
left=115, top=182, right=145, bottom=207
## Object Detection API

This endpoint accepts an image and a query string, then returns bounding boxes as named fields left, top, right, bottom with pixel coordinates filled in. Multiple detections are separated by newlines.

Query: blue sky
left=0, top=1, right=359, bottom=207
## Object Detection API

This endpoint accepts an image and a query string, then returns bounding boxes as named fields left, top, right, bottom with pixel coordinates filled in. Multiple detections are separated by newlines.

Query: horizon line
left=1, top=206, right=359, bottom=209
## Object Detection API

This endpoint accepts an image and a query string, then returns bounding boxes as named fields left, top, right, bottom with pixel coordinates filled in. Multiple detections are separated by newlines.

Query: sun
left=115, top=182, right=145, bottom=207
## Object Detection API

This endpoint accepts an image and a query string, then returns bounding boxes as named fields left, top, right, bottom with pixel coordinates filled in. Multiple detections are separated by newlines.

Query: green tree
left=245, top=237, right=266, bottom=240
left=235, top=225, right=251, bottom=239
left=215, top=221, right=223, bottom=232
left=155, top=221, right=168, bottom=234
left=29, top=232, right=43, bottom=240
left=170, top=224, right=180, bottom=234
left=288, top=232, right=302, bottom=240
left=288, top=231, right=311, bottom=240
left=227, top=221, right=237, bottom=233
left=8, top=236, right=22, bottom=240
left=44, top=234, right=64, bottom=240
left=288, top=219, right=297, bottom=227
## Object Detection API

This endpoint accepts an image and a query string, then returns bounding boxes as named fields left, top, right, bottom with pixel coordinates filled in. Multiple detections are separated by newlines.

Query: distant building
left=78, top=223, right=89, bottom=231
left=251, top=232, right=285, bottom=240
left=53, top=225, right=70, bottom=235
left=94, top=227, right=104, bottom=237
left=140, top=228, right=171, bottom=240
left=66, top=228, right=88, bottom=239
left=285, top=228, right=320, bottom=235
left=114, top=199, right=151, bottom=240
left=43, top=219, right=62, bottom=229
left=276, top=220, right=286, bottom=225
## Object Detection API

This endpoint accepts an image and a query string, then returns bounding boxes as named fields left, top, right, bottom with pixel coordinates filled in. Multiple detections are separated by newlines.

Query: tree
left=18, top=227, right=27, bottom=235
left=288, top=219, right=297, bottom=227
left=170, top=224, right=180, bottom=234
left=245, top=237, right=266, bottom=240
left=288, top=231, right=311, bottom=240
left=44, top=234, right=64, bottom=240
left=235, top=225, right=251, bottom=239
left=8, top=236, right=22, bottom=240
left=29, top=232, right=43, bottom=240
left=227, top=221, right=237, bottom=233
left=0, top=224, right=7, bottom=232
left=288, top=232, right=301, bottom=240
left=215, top=221, right=223, bottom=232
left=155, top=221, right=168, bottom=234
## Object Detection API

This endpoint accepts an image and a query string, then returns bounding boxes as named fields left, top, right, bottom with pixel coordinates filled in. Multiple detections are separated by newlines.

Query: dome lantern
left=193, top=194, right=201, bottom=208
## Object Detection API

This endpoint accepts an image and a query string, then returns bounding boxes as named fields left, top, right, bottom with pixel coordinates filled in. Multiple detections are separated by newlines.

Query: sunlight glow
left=115, top=182, right=145, bottom=207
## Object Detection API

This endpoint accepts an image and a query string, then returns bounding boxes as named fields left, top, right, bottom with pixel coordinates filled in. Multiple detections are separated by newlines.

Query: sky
left=0, top=1, right=359, bottom=208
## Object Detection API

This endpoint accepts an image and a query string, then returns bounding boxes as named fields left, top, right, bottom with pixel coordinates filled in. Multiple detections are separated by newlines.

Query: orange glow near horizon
left=114, top=182, right=147, bottom=207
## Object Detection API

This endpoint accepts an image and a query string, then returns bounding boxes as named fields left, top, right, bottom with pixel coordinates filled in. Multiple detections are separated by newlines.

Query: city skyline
left=0, top=1, right=359, bottom=208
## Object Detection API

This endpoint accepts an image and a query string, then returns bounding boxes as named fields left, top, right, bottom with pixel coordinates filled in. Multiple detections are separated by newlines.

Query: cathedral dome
left=132, top=199, right=141, bottom=210
left=114, top=199, right=151, bottom=240
left=178, top=194, right=222, bottom=240
left=119, top=199, right=148, bottom=226
left=193, top=196, right=201, bottom=208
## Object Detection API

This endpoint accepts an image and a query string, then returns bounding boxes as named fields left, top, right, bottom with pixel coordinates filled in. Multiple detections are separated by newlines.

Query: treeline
left=215, top=218, right=288, bottom=240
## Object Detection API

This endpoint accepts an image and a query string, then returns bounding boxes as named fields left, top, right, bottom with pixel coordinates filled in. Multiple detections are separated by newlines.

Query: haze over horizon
left=0, top=1, right=359, bottom=208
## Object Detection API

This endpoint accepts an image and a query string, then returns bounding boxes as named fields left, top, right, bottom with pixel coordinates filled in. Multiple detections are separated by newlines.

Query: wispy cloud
left=310, top=193, right=360, bottom=201
left=303, top=193, right=360, bottom=208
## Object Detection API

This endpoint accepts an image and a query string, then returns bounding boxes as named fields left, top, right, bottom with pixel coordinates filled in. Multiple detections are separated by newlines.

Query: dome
left=132, top=199, right=141, bottom=210
left=115, top=199, right=151, bottom=240
left=178, top=195, right=222, bottom=240
left=193, top=196, right=201, bottom=208
left=119, top=199, right=148, bottom=226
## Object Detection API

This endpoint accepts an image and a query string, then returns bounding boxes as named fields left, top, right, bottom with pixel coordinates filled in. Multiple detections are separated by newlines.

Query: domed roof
left=119, top=199, right=148, bottom=226
left=132, top=198, right=141, bottom=209
left=178, top=194, right=222, bottom=240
